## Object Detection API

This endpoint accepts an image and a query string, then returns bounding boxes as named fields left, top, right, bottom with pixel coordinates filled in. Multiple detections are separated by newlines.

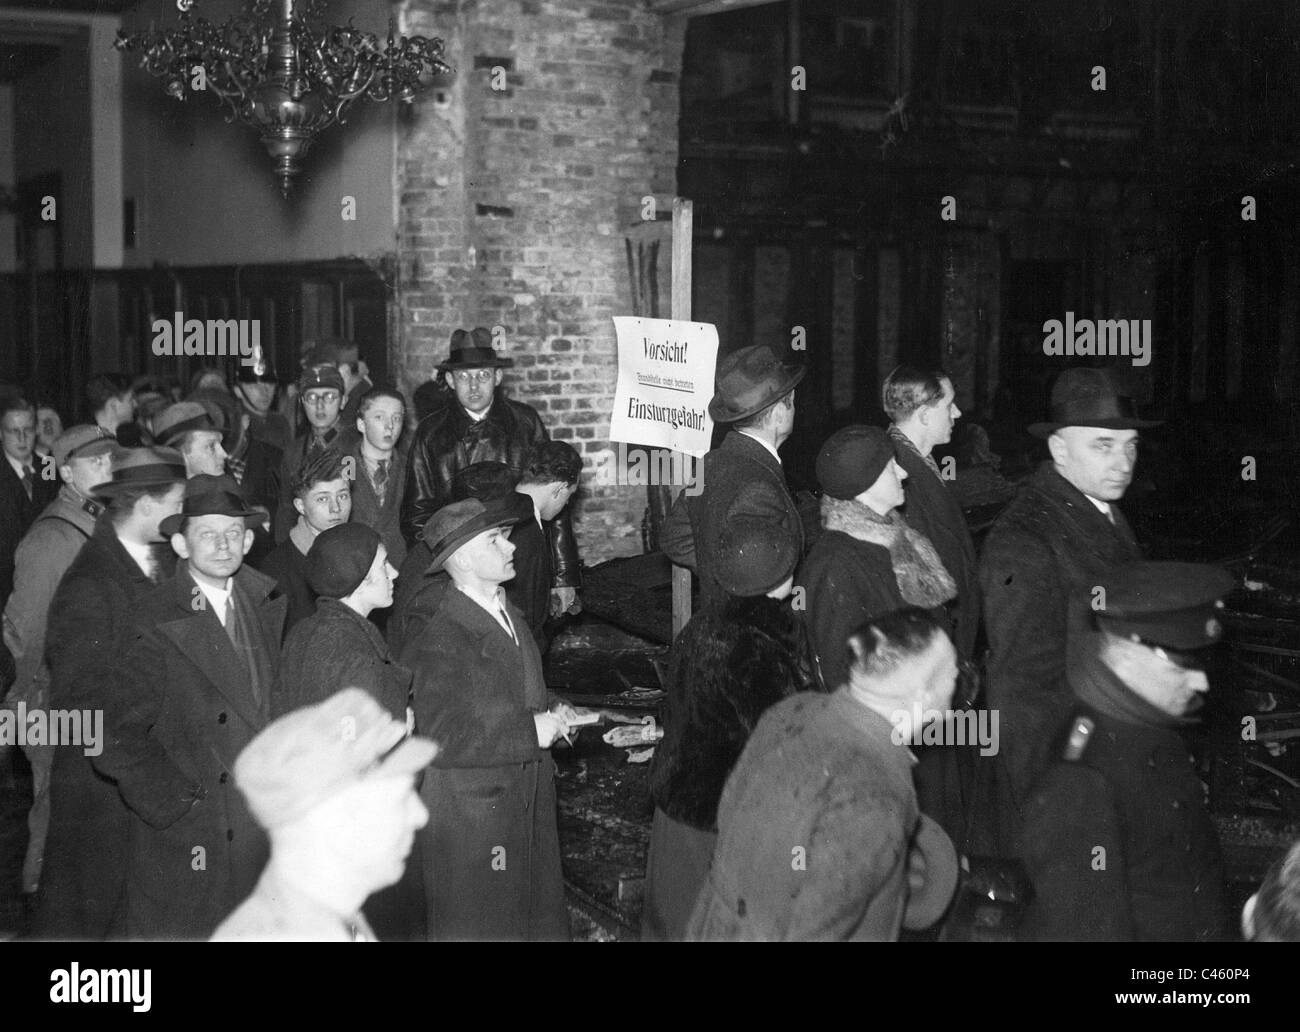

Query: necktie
left=496, top=599, right=518, bottom=645
left=225, top=594, right=262, bottom=704
left=21, top=465, right=34, bottom=502
left=374, top=459, right=389, bottom=503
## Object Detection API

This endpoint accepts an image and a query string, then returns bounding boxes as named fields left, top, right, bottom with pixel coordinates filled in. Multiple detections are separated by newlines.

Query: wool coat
left=687, top=689, right=927, bottom=941
left=660, top=432, right=804, bottom=611
left=343, top=437, right=408, bottom=571
left=978, top=462, right=1142, bottom=846
left=400, top=391, right=580, bottom=588
left=0, top=455, right=59, bottom=611
left=35, top=518, right=175, bottom=939
left=503, top=504, right=553, bottom=649
left=643, top=595, right=817, bottom=941
left=387, top=540, right=446, bottom=658
left=276, top=598, right=412, bottom=721
left=101, top=564, right=285, bottom=939
left=400, top=586, right=567, bottom=941
left=890, top=429, right=982, bottom=659
left=259, top=537, right=317, bottom=633
left=796, top=496, right=956, bottom=693
left=1018, top=651, right=1231, bottom=941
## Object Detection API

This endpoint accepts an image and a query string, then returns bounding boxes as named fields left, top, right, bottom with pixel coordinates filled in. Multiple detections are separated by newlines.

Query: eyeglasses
left=452, top=369, right=495, bottom=385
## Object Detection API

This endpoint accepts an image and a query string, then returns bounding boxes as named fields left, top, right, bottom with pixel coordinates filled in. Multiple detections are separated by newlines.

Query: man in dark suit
left=0, top=397, right=59, bottom=610
left=400, top=497, right=579, bottom=941
left=36, top=447, right=188, bottom=939
left=346, top=387, right=408, bottom=572
left=400, top=328, right=581, bottom=614
left=509, top=441, right=582, bottom=651
left=661, top=344, right=807, bottom=612
left=97, top=474, right=286, bottom=939
left=979, top=367, right=1158, bottom=850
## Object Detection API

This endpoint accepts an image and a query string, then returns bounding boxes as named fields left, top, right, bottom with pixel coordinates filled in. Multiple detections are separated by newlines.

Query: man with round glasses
left=401, top=328, right=581, bottom=616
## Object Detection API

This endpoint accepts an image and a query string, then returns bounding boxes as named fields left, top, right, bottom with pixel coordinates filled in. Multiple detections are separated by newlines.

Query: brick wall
left=394, top=0, right=687, bottom=564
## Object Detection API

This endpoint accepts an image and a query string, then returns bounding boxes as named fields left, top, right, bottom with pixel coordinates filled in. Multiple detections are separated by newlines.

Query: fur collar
left=821, top=495, right=957, bottom=608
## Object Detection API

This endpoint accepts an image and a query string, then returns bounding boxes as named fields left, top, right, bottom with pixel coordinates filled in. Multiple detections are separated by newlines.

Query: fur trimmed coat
left=796, top=496, right=956, bottom=692
left=650, top=595, right=819, bottom=831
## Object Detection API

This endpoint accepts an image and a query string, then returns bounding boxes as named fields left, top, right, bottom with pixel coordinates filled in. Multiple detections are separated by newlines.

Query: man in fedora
left=687, top=607, right=960, bottom=941
left=152, top=400, right=228, bottom=478
left=661, top=343, right=808, bottom=611
left=399, top=495, right=579, bottom=940
left=94, top=474, right=287, bottom=938
left=400, top=327, right=581, bottom=618
left=275, top=363, right=359, bottom=542
left=1019, top=562, right=1234, bottom=941
left=35, top=446, right=188, bottom=938
left=978, top=367, right=1159, bottom=850
left=213, top=689, right=434, bottom=941
left=1, top=425, right=116, bottom=902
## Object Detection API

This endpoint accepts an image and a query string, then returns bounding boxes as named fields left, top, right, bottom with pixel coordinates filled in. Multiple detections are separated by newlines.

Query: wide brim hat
left=153, top=401, right=219, bottom=447
left=160, top=473, right=266, bottom=537
left=1028, top=367, right=1163, bottom=438
left=709, top=344, right=806, bottom=423
left=90, top=446, right=188, bottom=497
left=437, top=327, right=514, bottom=371
left=902, top=814, right=960, bottom=931
left=421, top=494, right=530, bottom=573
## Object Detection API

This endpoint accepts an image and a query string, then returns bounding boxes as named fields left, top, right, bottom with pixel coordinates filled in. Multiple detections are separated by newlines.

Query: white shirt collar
left=465, top=403, right=492, bottom=423
left=1085, top=495, right=1111, bottom=516
left=5, top=453, right=31, bottom=478
left=119, top=537, right=155, bottom=578
left=531, top=496, right=543, bottom=528
left=193, top=574, right=235, bottom=624
left=735, top=429, right=782, bottom=465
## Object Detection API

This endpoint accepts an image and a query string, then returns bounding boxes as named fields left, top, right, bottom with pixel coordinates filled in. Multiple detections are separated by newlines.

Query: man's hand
left=549, top=587, right=580, bottom=618
left=534, top=711, right=569, bottom=748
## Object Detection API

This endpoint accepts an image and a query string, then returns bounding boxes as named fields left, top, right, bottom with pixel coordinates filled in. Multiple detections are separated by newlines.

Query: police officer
left=1018, top=561, right=1235, bottom=941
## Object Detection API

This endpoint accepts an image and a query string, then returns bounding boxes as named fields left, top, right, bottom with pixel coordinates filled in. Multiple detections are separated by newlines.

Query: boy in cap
left=276, top=363, right=359, bottom=541
left=1, top=425, right=116, bottom=897
left=979, top=367, right=1156, bottom=849
left=36, top=446, right=188, bottom=938
left=1018, top=561, right=1235, bottom=941
left=95, top=474, right=287, bottom=938
left=660, top=343, right=809, bottom=611
left=400, top=495, right=581, bottom=940
left=212, top=689, right=435, bottom=941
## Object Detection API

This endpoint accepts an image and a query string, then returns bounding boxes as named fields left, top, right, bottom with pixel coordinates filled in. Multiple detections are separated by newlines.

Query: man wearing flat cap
left=661, top=343, right=810, bottom=611
left=95, top=474, right=287, bottom=938
left=400, top=328, right=582, bottom=619
left=275, top=363, right=359, bottom=542
left=1019, top=562, right=1235, bottom=941
left=213, top=689, right=435, bottom=941
left=978, top=367, right=1157, bottom=850
left=1, top=425, right=116, bottom=900
left=36, top=446, right=188, bottom=938
left=399, top=495, right=580, bottom=940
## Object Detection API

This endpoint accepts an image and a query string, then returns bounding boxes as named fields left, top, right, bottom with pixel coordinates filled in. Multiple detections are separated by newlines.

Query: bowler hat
left=90, top=446, right=188, bottom=497
left=298, top=363, right=346, bottom=395
left=715, top=517, right=799, bottom=597
left=159, top=473, right=266, bottom=537
left=307, top=523, right=382, bottom=599
left=1093, top=561, right=1235, bottom=651
left=438, top=327, right=513, bottom=371
left=234, top=688, right=438, bottom=830
left=816, top=425, right=895, bottom=500
left=52, top=424, right=117, bottom=467
left=1028, top=368, right=1163, bottom=439
left=421, top=495, right=529, bottom=573
left=708, top=345, right=806, bottom=423
left=153, top=401, right=219, bottom=447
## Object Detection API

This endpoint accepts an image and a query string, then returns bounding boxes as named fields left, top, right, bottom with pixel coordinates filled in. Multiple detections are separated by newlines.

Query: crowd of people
left=2, top=333, right=1299, bottom=942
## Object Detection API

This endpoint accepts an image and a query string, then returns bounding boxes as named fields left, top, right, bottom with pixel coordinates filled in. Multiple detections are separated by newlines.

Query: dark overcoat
left=399, top=391, right=580, bottom=588
left=891, top=433, right=981, bottom=659
left=101, top=564, right=285, bottom=939
left=36, top=517, right=175, bottom=939
left=259, top=537, right=316, bottom=632
left=0, top=456, right=58, bottom=609
left=660, top=432, right=804, bottom=611
left=400, top=586, right=567, bottom=941
left=1019, top=660, right=1231, bottom=942
left=276, top=598, right=411, bottom=721
left=343, top=436, right=408, bottom=571
left=978, top=462, right=1142, bottom=842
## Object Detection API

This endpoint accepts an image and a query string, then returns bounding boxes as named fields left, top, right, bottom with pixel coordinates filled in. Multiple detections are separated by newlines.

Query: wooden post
left=671, top=197, right=693, bottom=639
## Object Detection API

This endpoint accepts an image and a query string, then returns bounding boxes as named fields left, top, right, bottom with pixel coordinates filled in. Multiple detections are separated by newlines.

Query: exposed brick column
left=396, top=0, right=686, bottom=564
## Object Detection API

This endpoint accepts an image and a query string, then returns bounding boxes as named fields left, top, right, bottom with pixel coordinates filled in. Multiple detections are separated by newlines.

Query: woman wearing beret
left=796, top=425, right=957, bottom=694
left=642, top=517, right=820, bottom=941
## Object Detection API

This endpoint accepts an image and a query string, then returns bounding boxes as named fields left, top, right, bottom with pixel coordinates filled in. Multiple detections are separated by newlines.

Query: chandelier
left=116, top=0, right=454, bottom=196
